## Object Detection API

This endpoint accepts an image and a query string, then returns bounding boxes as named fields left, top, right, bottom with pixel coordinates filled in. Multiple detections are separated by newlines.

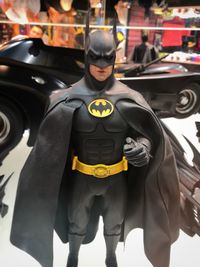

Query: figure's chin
left=96, top=77, right=107, bottom=82
left=91, top=75, right=109, bottom=82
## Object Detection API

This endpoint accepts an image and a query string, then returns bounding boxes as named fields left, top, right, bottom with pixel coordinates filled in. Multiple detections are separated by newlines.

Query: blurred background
left=0, top=1, right=200, bottom=67
left=0, top=1, right=200, bottom=266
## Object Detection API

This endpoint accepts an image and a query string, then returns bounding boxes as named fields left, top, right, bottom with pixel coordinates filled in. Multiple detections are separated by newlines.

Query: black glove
left=123, top=137, right=151, bottom=167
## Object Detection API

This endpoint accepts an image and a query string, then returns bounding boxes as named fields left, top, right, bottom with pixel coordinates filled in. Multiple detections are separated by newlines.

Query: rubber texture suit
left=10, top=29, right=180, bottom=267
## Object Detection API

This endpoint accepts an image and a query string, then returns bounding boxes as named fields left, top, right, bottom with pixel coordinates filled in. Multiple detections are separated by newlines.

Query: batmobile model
left=0, top=38, right=200, bottom=156
left=0, top=38, right=200, bottom=237
left=0, top=38, right=200, bottom=155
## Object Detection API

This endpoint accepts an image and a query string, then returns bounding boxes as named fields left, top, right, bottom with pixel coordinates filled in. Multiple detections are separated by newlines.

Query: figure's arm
left=123, top=136, right=152, bottom=167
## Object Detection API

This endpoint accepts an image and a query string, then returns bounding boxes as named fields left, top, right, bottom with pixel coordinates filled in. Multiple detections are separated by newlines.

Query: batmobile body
left=0, top=38, right=200, bottom=236
left=0, top=38, right=200, bottom=155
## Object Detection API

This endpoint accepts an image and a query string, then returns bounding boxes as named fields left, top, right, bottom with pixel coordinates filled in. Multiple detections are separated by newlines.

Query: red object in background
left=198, top=37, right=200, bottom=49
left=162, top=21, right=190, bottom=47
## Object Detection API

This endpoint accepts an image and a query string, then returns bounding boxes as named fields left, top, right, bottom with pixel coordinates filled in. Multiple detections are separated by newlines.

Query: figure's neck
left=84, top=73, right=115, bottom=93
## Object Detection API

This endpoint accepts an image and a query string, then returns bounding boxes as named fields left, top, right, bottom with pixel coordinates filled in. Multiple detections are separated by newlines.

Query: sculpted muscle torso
left=72, top=95, right=130, bottom=165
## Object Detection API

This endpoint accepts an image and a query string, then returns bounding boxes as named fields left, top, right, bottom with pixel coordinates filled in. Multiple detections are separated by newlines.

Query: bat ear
left=112, top=14, right=118, bottom=47
left=85, top=9, right=91, bottom=47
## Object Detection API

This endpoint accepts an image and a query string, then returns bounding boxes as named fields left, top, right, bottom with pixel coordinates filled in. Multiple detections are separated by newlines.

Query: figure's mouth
left=97, top=70, right=106, bottom=74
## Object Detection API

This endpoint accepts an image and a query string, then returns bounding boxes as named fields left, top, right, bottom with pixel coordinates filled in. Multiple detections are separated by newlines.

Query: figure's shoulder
left=47, top=87, right=72, bottom=112
left=47, top=78, right=85, bottom=113
left=113, top=80, right=150, bottom=109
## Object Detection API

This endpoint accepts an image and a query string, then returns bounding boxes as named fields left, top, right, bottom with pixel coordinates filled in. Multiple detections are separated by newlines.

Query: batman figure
left=10, top=20, right=180, bottom=267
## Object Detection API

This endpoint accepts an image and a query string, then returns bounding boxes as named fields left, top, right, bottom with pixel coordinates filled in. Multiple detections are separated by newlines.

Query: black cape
left=10, top=78, right=180, bottom=267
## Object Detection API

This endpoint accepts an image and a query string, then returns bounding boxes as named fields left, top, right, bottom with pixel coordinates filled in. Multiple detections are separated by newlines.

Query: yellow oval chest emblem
left=88, top=99, right=114, bottom=118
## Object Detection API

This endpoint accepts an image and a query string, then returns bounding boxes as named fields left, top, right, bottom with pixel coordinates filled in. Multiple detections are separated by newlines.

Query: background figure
left=129, top=32, right=159, bottom=64
left=11, top=24, right=48, bottom=44
left=28, top=25, right=44, bottom=38
left=0, top=0, right=75, bottom=23
left=43, top=0, right=74, bottom=12
left=114, top=0, right=130, bottom=25
left=47, top=6, right=77, bottom=47
left=28, top=24, right=49, bottom=44
left=0, top=0, right=40, bottom=22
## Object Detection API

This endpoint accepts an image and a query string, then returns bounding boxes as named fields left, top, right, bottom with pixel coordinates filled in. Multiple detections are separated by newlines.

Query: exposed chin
left=96, top=76, right=107, bottom=82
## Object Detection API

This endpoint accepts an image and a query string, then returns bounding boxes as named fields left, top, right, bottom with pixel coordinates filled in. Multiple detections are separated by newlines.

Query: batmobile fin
left=112, top=14, right=118, bottom=47
left=195, top=121, right=200, bottom=141
left=161, top=121, right=200, bottom=236
left=0, top=172, right=13, bottom=217
left=125, top=54, right=169, bottom=77
left=0, top=203, right=8, bottom=217
left=183, top=135, right=200, bottom=171
left=0, top=174, right=4, bottom=184
left=0, top=172, right=13, bottom=201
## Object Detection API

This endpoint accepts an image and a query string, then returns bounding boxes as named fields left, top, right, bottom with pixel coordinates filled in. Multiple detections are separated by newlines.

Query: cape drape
left=10, top=79, right=180, bottom=267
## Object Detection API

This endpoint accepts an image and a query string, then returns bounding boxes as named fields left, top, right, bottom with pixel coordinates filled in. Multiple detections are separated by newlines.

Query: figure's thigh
left=68, top=173, right=95, bottom=234
left=102, top=174, right=127, bottom=235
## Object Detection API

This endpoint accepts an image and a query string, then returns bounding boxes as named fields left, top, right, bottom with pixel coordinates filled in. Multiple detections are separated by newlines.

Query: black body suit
left=67, top=27, right=137, bottom=242
left=69, top=95, right=130, bottom=236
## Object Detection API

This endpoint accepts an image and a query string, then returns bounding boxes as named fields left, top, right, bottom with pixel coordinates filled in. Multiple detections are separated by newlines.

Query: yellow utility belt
left=72, top=156, right=128, bottom=178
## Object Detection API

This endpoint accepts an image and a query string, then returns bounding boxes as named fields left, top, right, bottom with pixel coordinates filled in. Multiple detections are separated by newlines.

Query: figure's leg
left=66, top=234, right=85, bottom=267
left=102, top=175, right=127, bottom=267
left=67, top=174, right=94, bottom=267
left=104, top=235, right=121, bottom=267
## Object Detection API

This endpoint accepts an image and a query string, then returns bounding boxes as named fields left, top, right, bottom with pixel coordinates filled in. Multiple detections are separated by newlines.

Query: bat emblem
left=88, top=99, right=114, bottom=118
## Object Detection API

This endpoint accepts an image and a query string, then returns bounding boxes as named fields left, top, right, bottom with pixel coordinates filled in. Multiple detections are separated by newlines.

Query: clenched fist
left=123, top=137, right=151, bottom=167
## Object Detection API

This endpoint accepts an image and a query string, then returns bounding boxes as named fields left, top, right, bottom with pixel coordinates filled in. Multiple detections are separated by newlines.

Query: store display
left=0, top=2, right=200, bottom=267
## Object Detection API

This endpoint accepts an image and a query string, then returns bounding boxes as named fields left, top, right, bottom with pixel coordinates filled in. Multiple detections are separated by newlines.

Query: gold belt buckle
left=93, top=165, right=110, bottom=178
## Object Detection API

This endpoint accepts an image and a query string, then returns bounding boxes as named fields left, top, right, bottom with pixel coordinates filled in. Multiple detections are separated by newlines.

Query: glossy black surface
left=0, top=38, right=200, bottom=152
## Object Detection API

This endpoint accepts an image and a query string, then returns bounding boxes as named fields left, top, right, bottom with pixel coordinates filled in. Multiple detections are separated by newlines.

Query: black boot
left=66, top=234, right=85, bottom=267
left=104, top=234, right=120, bottom=267
left=105, top=255, right=118, bottom=267
left=66, top=254, right=78, bottom=267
